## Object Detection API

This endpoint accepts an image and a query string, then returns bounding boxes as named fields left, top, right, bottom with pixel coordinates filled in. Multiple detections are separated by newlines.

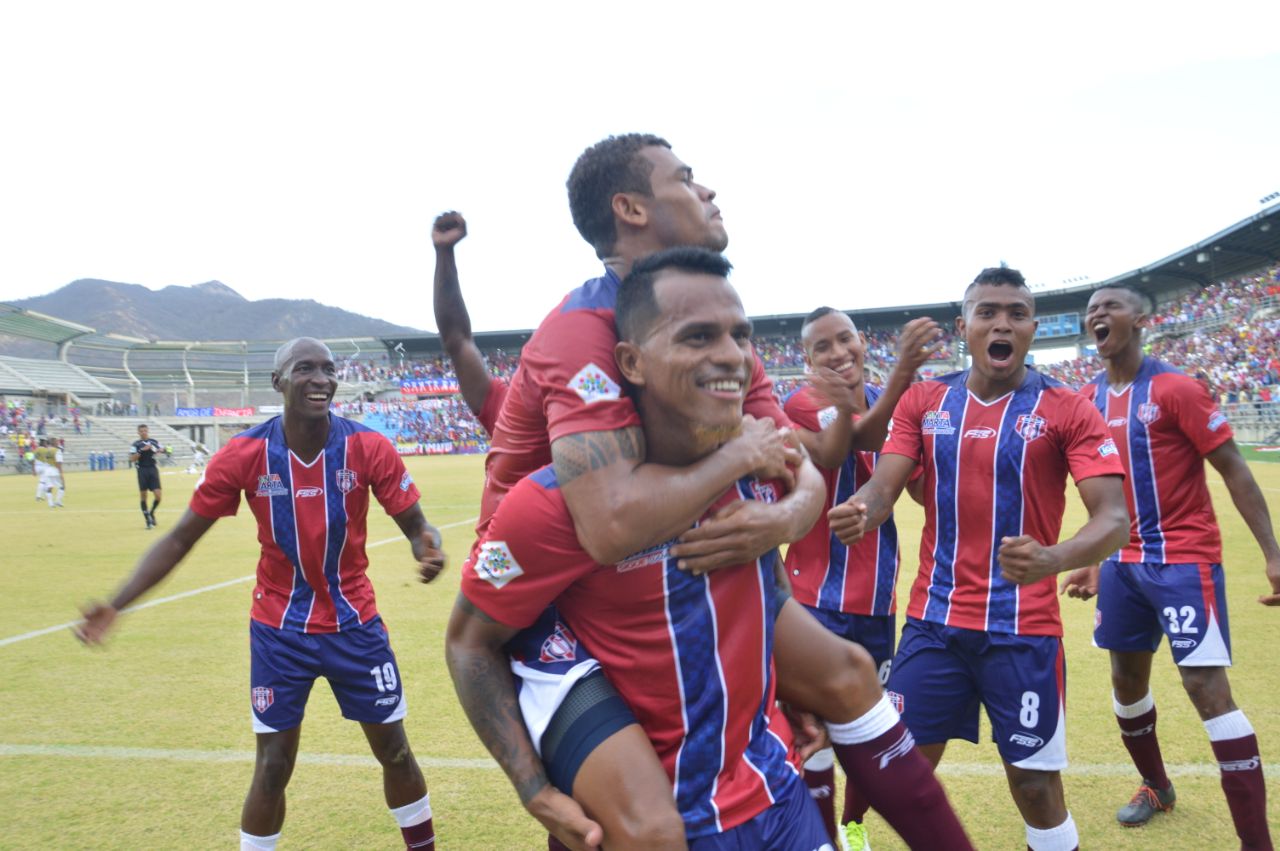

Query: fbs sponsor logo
left=963, top=426, right=996, bottom=439
left=1208, top=411, right=1229, bottom=432
left=539, top=621, right=578, bottom=663
left=256, top=474, right=288, bottom=497
left=1220, top=756, right=1261, bottom=772
left=568, top=363, right=621, bottom=404
left=1108, top=417, right=1128, bottom=428
left=1170, top=637, right=1197, bottom=649
left=1009, top=732, right=1044, bottom=749
left=336, top=468, right=358, bottom=494
left=295, top=486, right=323, bottom=498
left=472, top=541, right=524, bottom=589
left=374, top=694, right=400, bottom=708
left=1015, top=413, right=1047, bottom=442
left=921, top=410, right=955, bottom=435
left=251, top=686, right=274, bottom=713
left=399, top=471, right=413, bottom=492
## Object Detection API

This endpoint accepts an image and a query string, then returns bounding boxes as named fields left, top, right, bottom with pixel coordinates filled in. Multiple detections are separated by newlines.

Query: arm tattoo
left=551, top=427, right=645, bottom=486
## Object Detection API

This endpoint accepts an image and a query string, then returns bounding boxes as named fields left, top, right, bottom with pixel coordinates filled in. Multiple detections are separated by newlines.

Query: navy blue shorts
left=689, top=775, right=833, bottom=851
left=136, top=467, right=161, bottom=492
left=540, top=668, right=637, bottom=793
left=1094, top=560, right=1232, bottom=666
left=248, top=617, right=406, bottom=733
left=887, top=618, right=1067, bottom=770
left=802, top=604, right=897, bottom=684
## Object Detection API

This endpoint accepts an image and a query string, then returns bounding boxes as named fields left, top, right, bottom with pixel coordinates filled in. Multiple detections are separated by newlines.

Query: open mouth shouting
left=987, top=340, right=1015, bottom=369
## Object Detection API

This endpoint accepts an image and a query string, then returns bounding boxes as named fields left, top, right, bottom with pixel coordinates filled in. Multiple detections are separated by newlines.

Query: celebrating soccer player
left=1059, top=284, right=1279, bottom=844
left=830, top=266, right=1131, bottom=851
left=76, top=337, right=447, bottom=851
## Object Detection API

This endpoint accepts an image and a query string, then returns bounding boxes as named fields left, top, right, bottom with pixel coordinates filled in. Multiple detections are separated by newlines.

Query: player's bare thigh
left=571, top=723, right=686, bottom=850
left=773, top=598, right=881, bottom=722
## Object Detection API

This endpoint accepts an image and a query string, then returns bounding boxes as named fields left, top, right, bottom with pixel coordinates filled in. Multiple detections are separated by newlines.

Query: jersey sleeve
left=743, top=349, right=790, bottom=427
left=1058, top=392, right=1127, bottom=483
left=1167, top=374, right=1234, bottom=456
left=189, top=442, right=246, bottom=519
left=363, top=432, right=421, bottom=516
left=781, top=388, right=822, bottom=432
left=476, top=377, right=509, bottom=436
left=460, top=480, right=592, bottom=628
left=533, top=310, right=642, bottom=443
left=881, top=384, right=925, bottom=462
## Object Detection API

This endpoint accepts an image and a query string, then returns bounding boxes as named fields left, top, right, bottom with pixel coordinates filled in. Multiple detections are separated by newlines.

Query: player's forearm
left=433, top=245, right=472, bottom=349
left=805, top=416, right=853, bottom=469
left=1221, top=466, right=1280, bottom=561
left=774, top=458, right=824, bottom=543
left=108, top=535, right=195, bottom=611
left=850, top=478, right=899, bottom=532
left=850, top=369, right=912, bottom=452
left=1047, top=505, right=1131, bottom=573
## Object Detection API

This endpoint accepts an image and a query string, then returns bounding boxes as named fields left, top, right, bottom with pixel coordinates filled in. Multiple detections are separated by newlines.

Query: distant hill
left=1, top=279, right=425, bottom=355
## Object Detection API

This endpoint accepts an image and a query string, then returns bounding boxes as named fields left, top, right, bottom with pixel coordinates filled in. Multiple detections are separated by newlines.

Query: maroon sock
left=547, top=835, right=571, bottom=851
left=842, top=779, right=870, bottom=827
left=832, top=720, right=974, bottom=850
left=803, top=764, right=838, bottom=844
left=400, top=818, right=434, bottom=849
left=1117, top=706, right=1170, bottom=790
left=1210, top=735, right=1272, bottom=850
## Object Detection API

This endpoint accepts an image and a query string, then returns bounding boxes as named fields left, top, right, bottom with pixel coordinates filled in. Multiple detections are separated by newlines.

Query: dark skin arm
left=444, top=595, right=604, bottom=850
left=392, top=503, right=446, bottom=583
left=432, top=211, right=495, bottom=416
left=553, top=415, right=804, bottom=566
left=998, top=474, right=1129, bottom=585
left=845, top=317, right=944, bottom=453
left=1206, top=439, right=1280, bottom=605
left=74, top=508, right=218, bottom=643
left=828, top=452, right=917, bottom=545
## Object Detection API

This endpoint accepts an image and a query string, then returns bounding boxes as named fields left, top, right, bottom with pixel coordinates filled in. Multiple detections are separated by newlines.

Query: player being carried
left=76, top=337, right=448, bottom=851
left=449, top=247, right=973, bottom=850
left=830, top=266, right=1131, bottom=851
left=1059, top=284, right=1278, bottom=846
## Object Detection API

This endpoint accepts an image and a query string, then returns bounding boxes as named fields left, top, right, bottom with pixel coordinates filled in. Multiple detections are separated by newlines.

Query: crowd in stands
left=337, top=351, right=522, bottom=385
left=751, top=327, right=957, bottom=373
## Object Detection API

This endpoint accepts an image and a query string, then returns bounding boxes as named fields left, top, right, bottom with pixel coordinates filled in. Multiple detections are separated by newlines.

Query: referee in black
left=131, top=423, right=163, bottom=529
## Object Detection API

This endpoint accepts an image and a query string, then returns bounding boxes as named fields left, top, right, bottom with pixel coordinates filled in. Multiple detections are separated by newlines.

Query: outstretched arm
left=1000, top=474, right=1129, bottom=585
left=828, top=452, right=917, bottom=545
left=75, top=509, right=218, bottom=643
left=432, top=210, right=495, bottom=416
left=445, top=595, right=604, bottom=849
left=393, top=503, right=446, bottom=584
left=1206, top=439, right=1280, bottom=605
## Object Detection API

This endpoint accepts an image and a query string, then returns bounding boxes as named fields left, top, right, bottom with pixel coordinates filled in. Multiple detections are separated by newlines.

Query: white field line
left=0, top=517, right=477, bottom=649
left=1, top=743, right=1273, bottom=779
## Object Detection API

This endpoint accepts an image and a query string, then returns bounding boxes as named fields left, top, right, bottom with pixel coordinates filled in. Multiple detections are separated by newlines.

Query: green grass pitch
left=1, top=455, right=1278, bottom=848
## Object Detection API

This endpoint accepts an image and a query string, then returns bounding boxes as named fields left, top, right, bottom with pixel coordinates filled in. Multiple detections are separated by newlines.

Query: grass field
left=2, top=455, right=1278, bottom=849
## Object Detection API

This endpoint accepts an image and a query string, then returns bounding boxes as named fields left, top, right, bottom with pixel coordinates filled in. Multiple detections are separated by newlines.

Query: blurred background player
left=783, top=306, right=941, bottom=849
left=130, top=424, right=163, bottom=528
left=33, top=436, right=64, bottom=507
left=830, top=267, right=1131, bottom=851
left=1061, top=284, right=1278, bottom=845
left=76, top=337, right=447, bottom=851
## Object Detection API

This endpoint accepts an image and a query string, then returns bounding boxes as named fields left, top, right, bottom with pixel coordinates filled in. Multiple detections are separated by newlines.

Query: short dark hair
left=567, top=134, right=671, bottom=260
left=802, top=305, right=851, bottom=330
left=963, top=266, right=1033, bottom=316
left=1091, top=282, right=1152, bottom=313
left=616, top=247, right=733, bottom=342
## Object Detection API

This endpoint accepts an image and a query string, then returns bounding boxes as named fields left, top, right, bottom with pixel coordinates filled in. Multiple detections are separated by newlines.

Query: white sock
left=1113, top=691, right=1154, bottom=718
left=1026, top=813, right=1077, bottom=851
left=826, top=695, right=898, bottom=745
left=239, top=830, right=281, bottom=851
left=390, top=792, right=432, bottom=827
left=1204, top=709, right=1254, bottom=741
left=804, top=746, right=835, bottom=772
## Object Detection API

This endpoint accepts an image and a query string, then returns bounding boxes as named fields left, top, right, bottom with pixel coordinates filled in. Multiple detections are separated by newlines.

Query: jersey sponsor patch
left=616, top=543, right=669, bottom=574
left=1137, top=402, right=1161, bottom=425
left=818, top=405, right=839, bottom=430
left=255, top=474, right=288, bottom=497
left=374, top=694, right=400, bottom=708
left=539, top=620, right=579, bottom=663
left=336, top=468, right=358, bottom=494
left=1009, top=732, right=1044, bottom=749
left=473, top=541, right=524, bottom=588
left=295, top=486, right=323, bottom=498
left=252, top=686, right=275, bottom=713
left=963, top=426, right=996, bottom=439
left=568, top=362, right=622, bottom=404
left=1108, top=417, right=1128, bottom=428
left=750, top=481, right=779, bottom=503
left=1208, top=411, right=1229, bottom=431
left=921, top=410, right=955, bottom=435
left=1015, top=413, right=1046, bottom=442
left=399, top=471, right=413, bottom=491
left=1099, top=438, right=1119, bottom=457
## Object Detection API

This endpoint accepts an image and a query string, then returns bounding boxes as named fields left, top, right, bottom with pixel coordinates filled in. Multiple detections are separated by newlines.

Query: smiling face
left=637, top=146, right=728, bottom=253
left=1085, top=287, right=1147, bottom=361
left=273, top=338, right=337, bottom=420
left=958, top=283, right=1037, bottom=388
left=617, top=271, right=752, bottom=458
left=802, top=310, right=865, bottom=387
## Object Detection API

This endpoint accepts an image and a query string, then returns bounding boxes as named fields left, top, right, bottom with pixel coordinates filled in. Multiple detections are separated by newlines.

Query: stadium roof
left=0, top=304, right=95, bottom=345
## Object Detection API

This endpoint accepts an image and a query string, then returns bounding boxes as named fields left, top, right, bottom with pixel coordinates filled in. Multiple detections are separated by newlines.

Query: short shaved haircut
left=273, top=337, right=333, bottom=375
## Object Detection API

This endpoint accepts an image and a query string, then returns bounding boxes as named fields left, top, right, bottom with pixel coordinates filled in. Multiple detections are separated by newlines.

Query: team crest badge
left=1015, top=414, right=1047, bottom=442
left=818, top=406, right=839, bottom=430
left=473, top=541, right=524, bottom=589
left=539, top=621, right=579, bottom=663
left=750, top=481, right=779, bottom=504
left=255, top=474, right=288, bottom=497
left=887, top=690, right=905, bottom=715
left=252, top=686, right=274, bottom=713
left=568, top=363, right=621, bottom=404
left=921, top=410, right=955, bottom=435
left=336, top=468, right=358, bottom=494
left=1137, top=402, right=1161, bottom=425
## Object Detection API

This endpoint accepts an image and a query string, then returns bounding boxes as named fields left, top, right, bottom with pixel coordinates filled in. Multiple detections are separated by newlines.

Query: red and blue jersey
left=883, top=369, right=1124, bottom=636
left=783, top=384, right=901, bottom=616
left=478, top=268, right=786, bottom=540
left=462, top=466, right=800, bottom=838
left=1081, top=357, right=1232, bottom=564
left=190, top=415, right=421, bottom=633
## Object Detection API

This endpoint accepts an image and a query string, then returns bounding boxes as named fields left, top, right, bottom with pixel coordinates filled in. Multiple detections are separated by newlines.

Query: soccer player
left=449, top=248, right=973, bottom=850
left=783, top=307, right=941, bottom=848
left=1060, top=284, right=1279, bottom=844
left=830, top=266, right=1131, bottom=851
left=76, top=338, right=446, bottom=851
left=130, top=423, right=163, bottom=528
left=33, top=436, right=65, bottom=507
